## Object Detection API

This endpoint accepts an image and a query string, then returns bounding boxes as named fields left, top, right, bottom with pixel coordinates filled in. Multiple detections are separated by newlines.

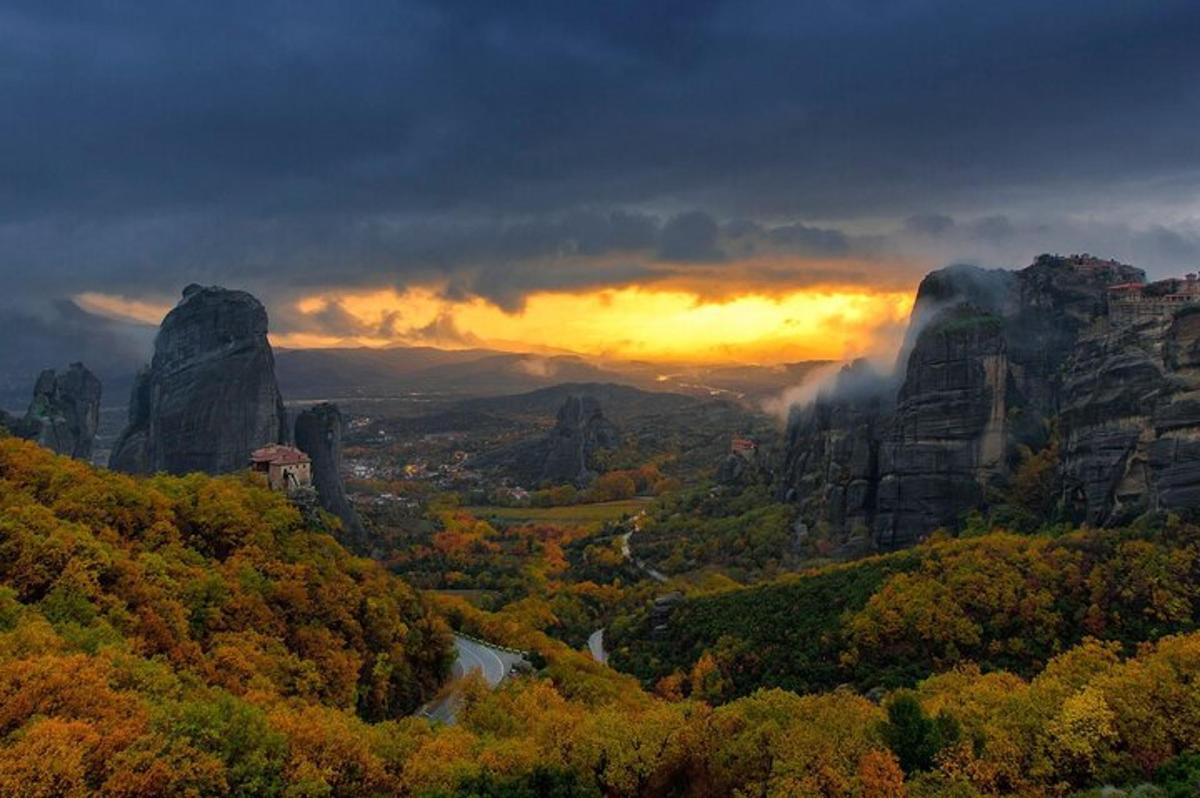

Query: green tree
left=880, top=691, right=960, bottom=774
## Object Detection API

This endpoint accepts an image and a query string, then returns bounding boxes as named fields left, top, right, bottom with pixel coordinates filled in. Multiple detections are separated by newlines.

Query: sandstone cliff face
left=779, top=254, right=1155, bottom=550
left=875, top=306, right=1010, bottom=547
left=1060, top=303, right=1200, bottom=524
left=540, top=395, right=621, bottom=485
left=1, top=363, right=102, bottom=459
left=294, top=402, right=367, bottom=550
left=110, top=285, right=286, bottom=475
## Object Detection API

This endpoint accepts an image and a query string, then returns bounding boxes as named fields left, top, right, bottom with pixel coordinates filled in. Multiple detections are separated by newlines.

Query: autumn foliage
left=5, top=436, right=1200, bottom=796
left=0, top=437, right=453, bottom=795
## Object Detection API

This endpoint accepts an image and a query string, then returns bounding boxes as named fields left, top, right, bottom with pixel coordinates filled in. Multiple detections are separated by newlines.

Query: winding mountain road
left=620, top=511, right=667, bottom=583
left=452, top=635, right=516, bottom=686
left=587, top=511, right=668, bottom=664
left=420, top=634, right=529, bottom=724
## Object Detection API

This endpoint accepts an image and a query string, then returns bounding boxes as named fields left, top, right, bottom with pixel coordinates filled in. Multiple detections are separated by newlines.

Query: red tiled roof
left=250, top=444, right=310, bottom=465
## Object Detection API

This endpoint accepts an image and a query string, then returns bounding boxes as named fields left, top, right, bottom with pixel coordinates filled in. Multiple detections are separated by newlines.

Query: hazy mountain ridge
left=277, top=345, right=827, bottom=404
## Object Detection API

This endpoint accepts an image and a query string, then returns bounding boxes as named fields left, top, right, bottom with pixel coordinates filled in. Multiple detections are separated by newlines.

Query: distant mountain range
left=274, top=345, right=828, bottom=406
left=275, top=347, right=618, bottom=399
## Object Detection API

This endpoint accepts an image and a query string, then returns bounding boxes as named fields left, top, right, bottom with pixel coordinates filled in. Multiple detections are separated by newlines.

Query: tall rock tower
left=294, top=402, right=367, bottom=550
left=540, top=395, right=621, bottom=485
left=110, top=284, right=287, bottom=475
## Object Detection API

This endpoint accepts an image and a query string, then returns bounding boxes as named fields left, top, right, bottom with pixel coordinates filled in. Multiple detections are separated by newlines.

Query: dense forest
left=628, top=482, right=797, bottom=580
left=611, top=521, right=1200, bottom=702
left=4, top=435, right=1200, bottom=796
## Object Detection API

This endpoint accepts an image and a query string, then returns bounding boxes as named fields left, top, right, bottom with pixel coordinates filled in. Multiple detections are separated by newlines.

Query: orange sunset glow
left=79, top=285, right=915, bottom=364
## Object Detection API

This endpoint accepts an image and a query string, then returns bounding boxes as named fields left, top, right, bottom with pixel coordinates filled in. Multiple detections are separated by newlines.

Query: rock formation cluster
left=0, top=363, right=102, bottom=459
left=110, top=284, right=287, bottom=475
left=779, top=254, right=1200, bottom=551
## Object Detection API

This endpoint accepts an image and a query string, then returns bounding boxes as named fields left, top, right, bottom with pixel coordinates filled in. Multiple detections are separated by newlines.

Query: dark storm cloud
left=2, top=0, right=1200, bottom=318
left=766, top=224, right=850, bottom=257
left=658, top=212, right=725, bottom=262
left=904, top=215, right=956, bottom=237
left=0, top=300, right=153, bottom=405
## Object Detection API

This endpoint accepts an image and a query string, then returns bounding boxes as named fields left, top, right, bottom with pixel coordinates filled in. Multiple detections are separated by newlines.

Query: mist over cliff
left=777, top=253, right=1200, bottom=554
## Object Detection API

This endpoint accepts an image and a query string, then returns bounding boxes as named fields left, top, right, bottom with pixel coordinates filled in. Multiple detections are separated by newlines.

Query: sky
left=3, top=0, right=1200, bottom=370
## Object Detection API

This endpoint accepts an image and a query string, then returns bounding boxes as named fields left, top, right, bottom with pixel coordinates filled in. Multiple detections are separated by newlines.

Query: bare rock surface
left=539, top=395, right=621, bottom=485
left=110, top=285, right=286, bottom=475
left=1, top=362, right=101, bottom=459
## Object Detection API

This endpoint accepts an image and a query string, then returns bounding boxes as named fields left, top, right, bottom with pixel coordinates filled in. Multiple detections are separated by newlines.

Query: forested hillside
left=5, top=435, right=1200, bottom=796
left=610, top=522, right=1200, bottom=704
left=0, top=437, right=453, bottom=794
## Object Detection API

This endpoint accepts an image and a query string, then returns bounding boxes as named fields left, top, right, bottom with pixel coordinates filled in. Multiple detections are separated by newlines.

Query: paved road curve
left=452, top=635, right=520, bottom=686
left=587, top=511, right=669, bottom=664
left=586, top=628, right=607, bottom=665
left=421, top=634, right=528, bottom=724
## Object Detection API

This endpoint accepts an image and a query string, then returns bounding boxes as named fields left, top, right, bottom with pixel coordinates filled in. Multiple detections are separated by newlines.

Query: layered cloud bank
left=4, top=0, right=1200, bottom=368
left=78, top=280, right=914, bottom=365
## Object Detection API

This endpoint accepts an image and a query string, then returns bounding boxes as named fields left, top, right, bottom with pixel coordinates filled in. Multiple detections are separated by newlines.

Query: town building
left=249, top=444, right=312, bottom=492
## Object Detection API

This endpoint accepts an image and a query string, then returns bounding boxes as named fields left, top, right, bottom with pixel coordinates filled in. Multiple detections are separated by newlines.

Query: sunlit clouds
left=76, top=282, right=914, bottom=364
left=74, top=293, right=173, bottom=326
left=276, top=284, right=915, bottom=363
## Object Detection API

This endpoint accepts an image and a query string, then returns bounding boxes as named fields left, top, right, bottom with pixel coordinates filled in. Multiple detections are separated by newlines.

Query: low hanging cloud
left=44, top=207, right=1200, bottom=354
left=408, top=312, right=485, bottom=348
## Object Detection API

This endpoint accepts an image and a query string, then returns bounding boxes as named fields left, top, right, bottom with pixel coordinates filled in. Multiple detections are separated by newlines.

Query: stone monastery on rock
left=250, top=444, right=312, bottom=492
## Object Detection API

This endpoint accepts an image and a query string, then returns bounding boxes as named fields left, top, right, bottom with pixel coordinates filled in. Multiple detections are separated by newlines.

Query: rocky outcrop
left=0, top=363, right=101, bottom=459
left=781, top=360, right=892, bottom=547
left=779, top=254, right=1161, bottom=551
left=110, top=285, right=287, bottom=475
left=716, top=453, right=752, bottom=484
left=1059, top=301, right=1200, bottom=524
left=875, top=306, right=1010, bottom=547
left=294, top=402, right=367, bottom=550
left=540, top=395, right=621, bottom=485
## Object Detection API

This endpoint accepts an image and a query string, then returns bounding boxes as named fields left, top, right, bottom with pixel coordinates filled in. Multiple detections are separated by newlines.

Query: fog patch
left=761, top=357, right=896, bottom=424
